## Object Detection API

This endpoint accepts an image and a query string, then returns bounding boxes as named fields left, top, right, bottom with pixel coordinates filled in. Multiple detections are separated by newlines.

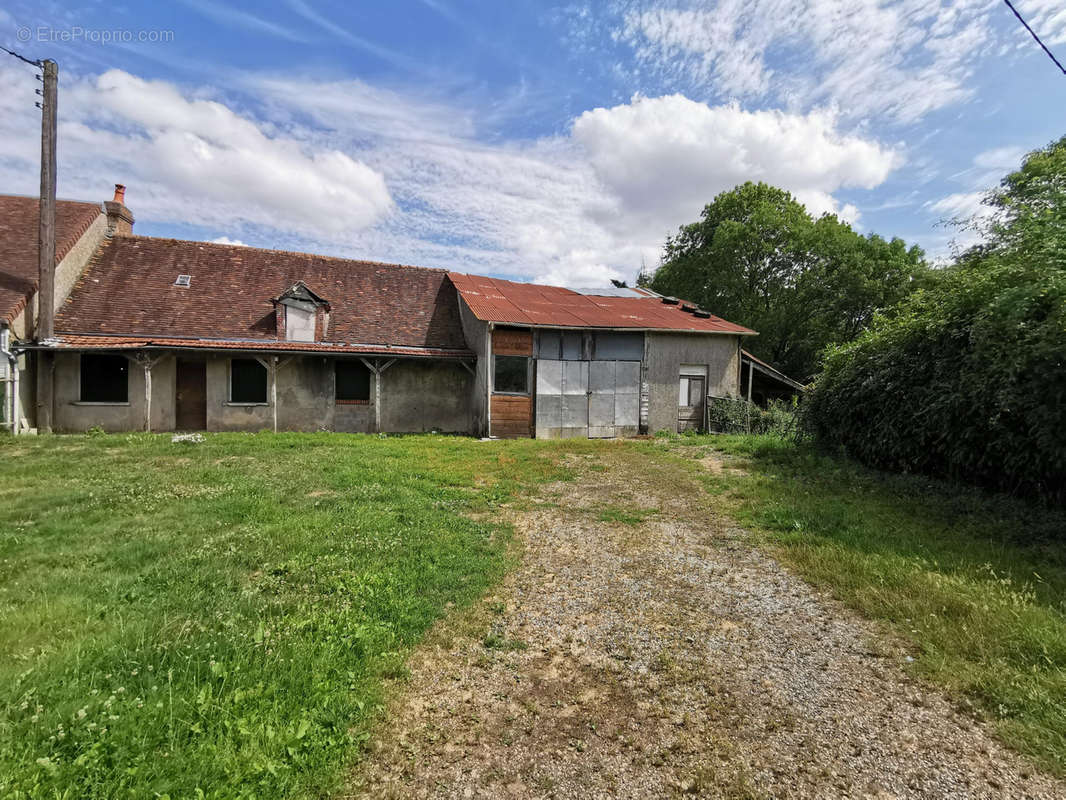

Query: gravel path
left=347, top=445, right=1064, bottom=799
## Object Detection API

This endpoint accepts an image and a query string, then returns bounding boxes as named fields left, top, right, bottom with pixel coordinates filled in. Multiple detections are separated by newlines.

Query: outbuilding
left=3, top=187, right=756, bottom=437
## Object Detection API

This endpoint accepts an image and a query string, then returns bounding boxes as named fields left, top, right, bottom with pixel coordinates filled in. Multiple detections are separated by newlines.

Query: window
left=285, top=303, right=316, bottom=342
left=230, top=358, right=267, bottom=404
left=336, top=360, right=371, bottom=403
left=678, top=365, right=707, bottom=407
left=494, top=355, right=529, bottom=394
left=80, top=354, right=129, bottom=403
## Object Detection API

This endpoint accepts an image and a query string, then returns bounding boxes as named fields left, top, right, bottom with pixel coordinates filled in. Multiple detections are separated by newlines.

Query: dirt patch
left=345, top=446, right=1064, bottom=799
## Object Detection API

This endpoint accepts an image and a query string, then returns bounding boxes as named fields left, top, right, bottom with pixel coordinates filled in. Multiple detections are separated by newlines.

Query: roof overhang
left=23, top=334, right=474, bottom=361
left=741, top=350, right=807, bottom=392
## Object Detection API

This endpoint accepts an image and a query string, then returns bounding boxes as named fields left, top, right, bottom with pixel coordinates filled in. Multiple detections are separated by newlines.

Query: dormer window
left=272, top=281, right=330, bottom=343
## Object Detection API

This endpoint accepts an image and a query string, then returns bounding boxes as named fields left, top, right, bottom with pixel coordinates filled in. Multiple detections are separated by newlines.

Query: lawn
left=0, top=432, right=591, bottom=799
left=683, top=433, right=1066, bottom=776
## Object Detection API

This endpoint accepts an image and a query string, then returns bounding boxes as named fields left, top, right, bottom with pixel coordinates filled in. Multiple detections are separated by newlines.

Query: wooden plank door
left=175, top=359, right=207, bottom=430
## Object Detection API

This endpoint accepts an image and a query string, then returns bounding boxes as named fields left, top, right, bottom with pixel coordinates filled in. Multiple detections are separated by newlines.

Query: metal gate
left=535, top=359, right=639, bottom=438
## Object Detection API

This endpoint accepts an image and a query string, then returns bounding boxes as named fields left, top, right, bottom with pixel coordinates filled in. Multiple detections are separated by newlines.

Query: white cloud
left=928, top=191, right=986, bottom=220
left=571, top=94, right=899, bottom=231
left=615, top=0, right=996, bottom=124
left=0, top=68, right=393, bottom=237
left=1016, top=0, right=1066, bottom=46
left=0, top=64, right=898, bottom=287
left=211, top=236, right=248, bottom=246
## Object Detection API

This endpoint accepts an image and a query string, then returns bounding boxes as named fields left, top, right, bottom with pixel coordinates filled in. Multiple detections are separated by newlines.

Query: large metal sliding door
left=536, top=358, right=639, bottom=438
left=535, top=359, right=589, bottom=438
left=588, top=360, right=640, bottom=438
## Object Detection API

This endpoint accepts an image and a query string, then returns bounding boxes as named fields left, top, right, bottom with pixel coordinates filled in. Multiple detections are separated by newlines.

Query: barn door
left=588, top=360, right=640, bottom=438
left=535, top=359, right=589, bottom=438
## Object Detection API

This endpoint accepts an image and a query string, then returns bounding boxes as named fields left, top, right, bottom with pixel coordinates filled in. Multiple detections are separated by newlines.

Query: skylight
left=175, top=274, right=191, bottom=287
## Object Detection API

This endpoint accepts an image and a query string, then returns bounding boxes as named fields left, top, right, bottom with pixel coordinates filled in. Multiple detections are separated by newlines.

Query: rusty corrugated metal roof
left=449, top=272, right=756, bottom=335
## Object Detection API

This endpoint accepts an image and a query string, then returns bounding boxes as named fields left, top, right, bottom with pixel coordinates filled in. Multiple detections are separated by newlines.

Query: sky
left=0, top=0, right=1063, bottom=287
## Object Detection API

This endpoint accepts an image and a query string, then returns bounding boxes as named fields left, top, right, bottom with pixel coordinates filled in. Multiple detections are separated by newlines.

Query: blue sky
left=1, top=0, right=1063, bottom=285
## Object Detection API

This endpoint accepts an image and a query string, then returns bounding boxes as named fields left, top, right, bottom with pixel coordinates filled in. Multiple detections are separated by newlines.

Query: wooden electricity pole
left=36, top=59, right=58, bottom=433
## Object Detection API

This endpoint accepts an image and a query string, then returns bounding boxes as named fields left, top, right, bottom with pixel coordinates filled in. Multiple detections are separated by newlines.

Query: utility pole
left=36, top=59, right=58, bottom=433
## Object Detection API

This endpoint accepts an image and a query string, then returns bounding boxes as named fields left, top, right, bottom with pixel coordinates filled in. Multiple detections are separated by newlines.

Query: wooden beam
left=271, top=356, right=278, bottom=433
left=359, top=358, right=396, bottom=433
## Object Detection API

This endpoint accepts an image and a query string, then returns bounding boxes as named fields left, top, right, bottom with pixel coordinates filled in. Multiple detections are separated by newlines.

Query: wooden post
left=36, top=59, right=58, bottom=433
left=271, top=356, right=278, bottom=433
left=144, top=356, right=152, bottom=432
left=746, top=359, right=754, bottom=434
left=360, top=357, right=395, bottom=433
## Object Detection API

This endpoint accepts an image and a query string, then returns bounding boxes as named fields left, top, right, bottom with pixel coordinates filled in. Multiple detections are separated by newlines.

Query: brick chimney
left=104, top=184, right=135, bottom=236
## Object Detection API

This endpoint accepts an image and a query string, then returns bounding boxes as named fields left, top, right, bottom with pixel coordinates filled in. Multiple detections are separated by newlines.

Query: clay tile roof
left=0, top=195, right=103, bottom=324
left=55, top=236, right=472, bottom=354
left=448, top=272, right=756, bottom=335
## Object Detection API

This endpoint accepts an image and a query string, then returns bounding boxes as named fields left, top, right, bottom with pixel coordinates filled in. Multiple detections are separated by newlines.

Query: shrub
left=804, top=259, right=1066, bottom=503
left=708, top=396, right=798, bottom=437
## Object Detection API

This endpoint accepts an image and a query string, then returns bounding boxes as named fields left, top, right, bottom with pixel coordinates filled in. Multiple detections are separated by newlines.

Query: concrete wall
left=645, top=332, right=742, bottom=434
left=457, top=298, right=490, bottom=436
left=54, top=351, right=176, bottom=432
left=380, top=360, right=473, bottom=433
left=52, top=350, right=472, bottom=434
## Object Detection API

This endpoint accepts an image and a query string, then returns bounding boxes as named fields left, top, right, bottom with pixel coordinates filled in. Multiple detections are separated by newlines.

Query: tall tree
left=650, top=182, right=927, bottom=379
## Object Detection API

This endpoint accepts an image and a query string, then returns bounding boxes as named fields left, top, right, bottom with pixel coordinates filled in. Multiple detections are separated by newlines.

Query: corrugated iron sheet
left=449, top=273, right=755, bottom=335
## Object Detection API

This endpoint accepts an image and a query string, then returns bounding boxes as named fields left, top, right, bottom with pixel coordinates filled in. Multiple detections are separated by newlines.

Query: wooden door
left=175, top=359, right=207, bottom=430
left=677, top=375, right=706, bottom=433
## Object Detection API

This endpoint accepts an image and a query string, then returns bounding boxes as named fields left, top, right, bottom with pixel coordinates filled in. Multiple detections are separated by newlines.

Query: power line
left=1, top=44, right=41, bottom=68
left=1002, top=0, right=1066, bottom=76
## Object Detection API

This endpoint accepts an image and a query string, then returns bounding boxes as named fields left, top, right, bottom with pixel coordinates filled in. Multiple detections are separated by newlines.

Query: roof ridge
left=119, top=235, right=450, bottom=274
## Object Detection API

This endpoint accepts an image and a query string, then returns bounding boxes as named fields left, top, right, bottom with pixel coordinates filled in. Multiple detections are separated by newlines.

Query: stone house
left=2, top=187, right=756, bottom=437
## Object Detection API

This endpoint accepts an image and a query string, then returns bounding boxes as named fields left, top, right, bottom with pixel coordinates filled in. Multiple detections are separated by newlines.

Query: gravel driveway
left=347, top=444, right=1065, bottom=799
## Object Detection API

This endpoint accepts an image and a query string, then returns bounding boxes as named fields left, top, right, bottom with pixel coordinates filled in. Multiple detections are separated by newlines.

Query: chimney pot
left=104, top=184, right=135, bottom=237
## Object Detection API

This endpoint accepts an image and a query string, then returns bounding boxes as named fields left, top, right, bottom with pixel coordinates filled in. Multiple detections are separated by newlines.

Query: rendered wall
left=54, top=351, right=176, bottom=432
left=457, top=298, right=490, bottom=436
left=52, top=351, right=472, bottom=434
left=645, top=332, right=741, bottom=434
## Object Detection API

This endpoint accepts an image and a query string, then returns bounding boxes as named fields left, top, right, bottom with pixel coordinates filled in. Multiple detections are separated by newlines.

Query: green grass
left=0, top=432, right=593, bottom=799
left=691, top=433, right=1066, bottom=775
left=596, top=505, right=659, bottom=526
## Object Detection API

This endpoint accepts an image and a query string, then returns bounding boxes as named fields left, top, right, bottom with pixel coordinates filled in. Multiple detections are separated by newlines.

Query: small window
left=679, top=375, right=706, bottom=407
left=80, top=354, right=129, bottom=403
left=230, top=358, right=267, bottom=404
left=175, top=274, right=191, bottom=287
left=285, top=304, right=316, bottom=342
left=494, top=355, right=529, bottom=394
left=336, top=360, right=371, bottom=404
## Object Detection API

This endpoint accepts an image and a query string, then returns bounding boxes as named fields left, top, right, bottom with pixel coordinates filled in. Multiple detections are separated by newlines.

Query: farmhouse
left=2, top=187, right=755, bottom=437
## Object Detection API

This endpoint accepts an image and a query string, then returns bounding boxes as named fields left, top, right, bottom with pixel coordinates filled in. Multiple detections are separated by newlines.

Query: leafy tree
left=650, top=182, right=927, bottom=379
left=805, top=137, right=1066, bottom=503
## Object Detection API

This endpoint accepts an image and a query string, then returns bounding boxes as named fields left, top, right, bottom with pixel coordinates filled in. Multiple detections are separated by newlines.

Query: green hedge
left=707, top=396, right=798, bottom=436
left=804, top=259, right=1066, bottom=504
